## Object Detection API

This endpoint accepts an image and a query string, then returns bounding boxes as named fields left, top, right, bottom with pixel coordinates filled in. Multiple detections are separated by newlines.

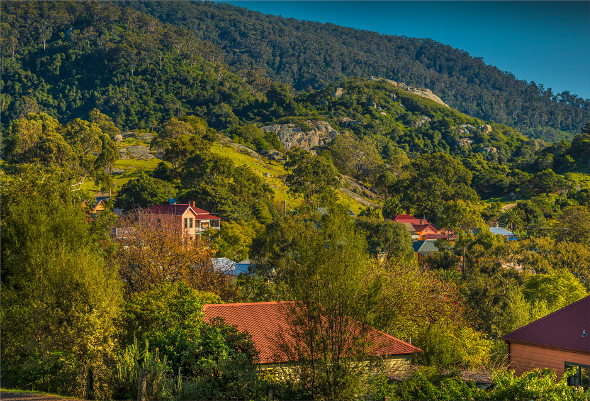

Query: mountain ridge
left=126, top=0, right=589, bottom=141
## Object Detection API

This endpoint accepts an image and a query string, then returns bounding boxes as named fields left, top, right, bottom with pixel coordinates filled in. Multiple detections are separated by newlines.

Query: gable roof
left=490, top=226, right=518, bottom=237
left=501, top=295, right=590, bottom=354
left=145, top=204, right=221, bottom=220
left=202, top=302, right=421, bottom=364
left=393, top=214, right=422, bottom=225
left=412, top=240, right=439, bottom=255
left=401, top=222, right=417, bottom=234
left=146, top=204, right=193, bottom=216
left=412, top=223, right=439, bottom=233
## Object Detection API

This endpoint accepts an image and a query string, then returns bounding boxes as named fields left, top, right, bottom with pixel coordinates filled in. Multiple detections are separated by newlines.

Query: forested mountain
left=0, top=1, right=261, bottom=131
left=126, top=0, right=590, bottom=141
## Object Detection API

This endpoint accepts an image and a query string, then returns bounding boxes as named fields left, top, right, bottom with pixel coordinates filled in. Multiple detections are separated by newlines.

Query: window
left=189, top=218, right=193, bottom=228
left=565, top=362, right=590, bottom=387
left=184, top=218, right=188, bottom=229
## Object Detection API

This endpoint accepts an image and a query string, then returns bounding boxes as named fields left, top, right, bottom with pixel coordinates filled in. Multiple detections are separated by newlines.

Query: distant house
left=144, top=201, right=220, bottom=240
left=202, top=302, right=421, bottom=372
left=412, top=240, right=439, bottom=264
left=393, top=215, right=446, bottom=240
left=412, top=223, right=441, bottom=240
left=82, top=197, right=108, bottom=214
left=489, top=226, right=519, bottom=241
left=502, top=296, right=590, bottom=386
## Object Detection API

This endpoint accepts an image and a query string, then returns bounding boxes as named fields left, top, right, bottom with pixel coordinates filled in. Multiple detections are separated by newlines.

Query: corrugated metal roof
left=490, top=226, right=517, bottom=236
left=203, top=302, right=421, bottom=364
left=502, top=295, right=590, bottom=354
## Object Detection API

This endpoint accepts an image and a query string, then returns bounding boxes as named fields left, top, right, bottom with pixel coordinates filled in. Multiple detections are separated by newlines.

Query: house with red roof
left=202, top=302, right=421, bottom=373
left=502, top=295, right=590, bottom=386
left=143, top=201, right=220, bottom=240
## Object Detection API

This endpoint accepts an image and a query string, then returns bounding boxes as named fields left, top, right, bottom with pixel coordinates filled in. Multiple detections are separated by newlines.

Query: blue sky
left=221, top=1, right=590, bottom=99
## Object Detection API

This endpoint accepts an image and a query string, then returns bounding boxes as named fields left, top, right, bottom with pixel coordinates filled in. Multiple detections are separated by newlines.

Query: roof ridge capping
left=501, top=294, right=590, bottom=341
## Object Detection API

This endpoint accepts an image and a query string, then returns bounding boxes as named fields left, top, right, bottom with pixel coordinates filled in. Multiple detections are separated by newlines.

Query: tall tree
left=1, top=167, right=122, bottom=397
left=252, top=206, right=382, bottom=399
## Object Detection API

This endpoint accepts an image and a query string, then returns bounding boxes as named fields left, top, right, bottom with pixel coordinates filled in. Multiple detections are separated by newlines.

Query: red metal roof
left=393, top=214, right=422, bottom=225
left=502, top=295, right=590, bottom=354
left=203, top=302, right=421, bottom=364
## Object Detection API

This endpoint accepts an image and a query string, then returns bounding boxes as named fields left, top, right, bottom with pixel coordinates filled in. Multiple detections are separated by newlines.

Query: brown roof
left=502, top=295, right=590, bottom=354
left=203, top=302, right=421, bottom=364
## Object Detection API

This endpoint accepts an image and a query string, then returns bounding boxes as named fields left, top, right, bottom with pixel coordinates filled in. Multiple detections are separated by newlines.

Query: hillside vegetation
left=128, top=0, right=590, bottom=141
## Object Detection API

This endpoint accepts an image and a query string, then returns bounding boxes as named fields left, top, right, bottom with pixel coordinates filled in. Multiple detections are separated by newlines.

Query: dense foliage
left=2, top=2, right=590, bottom=400
left=130, top=0, right=589, bottom=140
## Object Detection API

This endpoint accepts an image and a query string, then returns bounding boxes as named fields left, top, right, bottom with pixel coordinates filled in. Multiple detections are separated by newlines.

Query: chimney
left=189, top=200, right=196, bottom=209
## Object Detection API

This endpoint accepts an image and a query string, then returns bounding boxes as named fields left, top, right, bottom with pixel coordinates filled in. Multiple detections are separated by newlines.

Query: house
left=202, top=302, right=421, bottom=372
left=412, top=223, right=442, bottom=240
left=502, top=295, right=590, bottom=386
left=82, top=197, right=108, bottom=214
left=412, top=240, right=439, bottom=264
left=144, top=201, right=220, bottom=240
left=489, top=226, right=519, bottom=241
left=393, top=215, right=445, bottom=240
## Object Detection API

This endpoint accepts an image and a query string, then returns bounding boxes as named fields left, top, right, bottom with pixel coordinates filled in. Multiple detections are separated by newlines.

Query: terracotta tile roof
left=203, top=302, right=421, bottom=364
left=195, top=214, right=221, bottom=220
left=501, top=295, right=590, bottom=354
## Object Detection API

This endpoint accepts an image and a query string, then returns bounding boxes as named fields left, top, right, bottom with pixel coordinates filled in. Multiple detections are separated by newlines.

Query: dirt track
left=0, top=392, right=82, bottom=401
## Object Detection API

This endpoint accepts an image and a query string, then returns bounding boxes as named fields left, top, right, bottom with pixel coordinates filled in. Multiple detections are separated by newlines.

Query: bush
left=415, top=322, right=493, bottom=369
left=114, top=340, right=174, bottom=401
left=365, top=367, right=590, bottom=401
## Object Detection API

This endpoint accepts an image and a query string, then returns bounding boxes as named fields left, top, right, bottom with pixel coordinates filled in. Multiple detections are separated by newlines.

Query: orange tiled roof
left=203, top=302, right=421, bottom=364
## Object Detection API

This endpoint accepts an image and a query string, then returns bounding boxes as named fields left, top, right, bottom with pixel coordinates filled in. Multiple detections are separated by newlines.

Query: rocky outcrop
left=479, top=124, right=493, bottom=134
left=261, top=121, right=339, bottom=151
left=228, top=143, right=263, bottom=160
left=371, top=77, right=450, bottom=108
left=119, top=145, right=155, bottom=160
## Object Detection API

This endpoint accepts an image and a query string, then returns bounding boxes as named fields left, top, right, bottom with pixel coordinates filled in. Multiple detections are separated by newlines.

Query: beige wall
left=508, top=341, right=590, bottom=377
left=258, top=355, right=413, bottom=380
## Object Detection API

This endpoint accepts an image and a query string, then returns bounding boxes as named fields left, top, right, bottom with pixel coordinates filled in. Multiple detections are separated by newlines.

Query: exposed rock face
left=228, top=143, right=262, bottom=160
left=412, top=115, right=431, bottom=127
left=334, top=87, right=344, bottom=98
left=480, top=124, right=493, bottom=134
left=119, top=145, right=155, bottom=160
left=371, top=77, right=450, bottom=108
left=260, top=149, right=283, bottom=161
left=261, top=121, right=339, bottom=151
